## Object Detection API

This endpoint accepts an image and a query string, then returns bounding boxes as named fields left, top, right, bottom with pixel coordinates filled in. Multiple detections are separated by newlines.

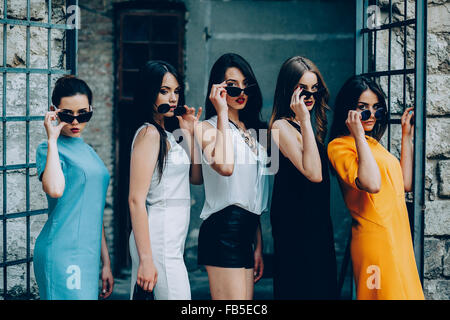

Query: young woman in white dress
left=128, top=60, right=202, bottom=299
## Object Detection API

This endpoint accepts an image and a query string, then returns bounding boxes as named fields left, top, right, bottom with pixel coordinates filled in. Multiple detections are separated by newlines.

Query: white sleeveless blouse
left=200, top=115, right=269, bottom=220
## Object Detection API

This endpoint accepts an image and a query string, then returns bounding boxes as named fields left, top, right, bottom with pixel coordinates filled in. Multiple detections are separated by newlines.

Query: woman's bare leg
left=206, top=266, right=249, bottom=300
left=245, top=268, right=255, bottom=300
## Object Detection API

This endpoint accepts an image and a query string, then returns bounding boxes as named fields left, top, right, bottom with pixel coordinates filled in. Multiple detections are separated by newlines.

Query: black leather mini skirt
left=197, top=205, right=259, bottom=269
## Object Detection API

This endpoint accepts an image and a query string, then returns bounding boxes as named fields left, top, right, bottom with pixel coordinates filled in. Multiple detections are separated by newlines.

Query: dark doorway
left=113, top=2, right=186, bottom=273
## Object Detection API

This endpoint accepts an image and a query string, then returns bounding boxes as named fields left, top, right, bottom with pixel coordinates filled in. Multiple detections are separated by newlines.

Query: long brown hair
left=269, top=56, right=330, bottom=145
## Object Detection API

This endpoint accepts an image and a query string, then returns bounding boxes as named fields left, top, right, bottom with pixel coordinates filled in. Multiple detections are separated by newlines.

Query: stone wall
left=423, top=0, right=450, bottom=301
left=0, top=0, right=67, bottom=299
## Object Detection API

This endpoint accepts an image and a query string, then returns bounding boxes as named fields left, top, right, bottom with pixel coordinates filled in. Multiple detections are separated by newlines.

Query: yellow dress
left=328, top=135, right=424, bottom=300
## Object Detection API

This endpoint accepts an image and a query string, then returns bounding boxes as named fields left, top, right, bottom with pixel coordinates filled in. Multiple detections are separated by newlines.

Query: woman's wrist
left=402, top=131, right=413, bottom=141
left=353, top=134, right=369, bottom=151
left=296, top=117, right=313, bottom=131
left=181, top=126, right=194, bottom=137
left=217, top=110, right=228, bottom=119
left=353, top=131, right=367, bottom=142
left=295, top=113, right=310, bottom=123
left=139, top=254, right=154, bottom=264
left=401, top=135, right=414, bottom=150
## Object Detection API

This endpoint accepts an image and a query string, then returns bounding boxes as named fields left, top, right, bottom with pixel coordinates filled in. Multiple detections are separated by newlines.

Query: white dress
left=129, top=123, right=191, bottom=300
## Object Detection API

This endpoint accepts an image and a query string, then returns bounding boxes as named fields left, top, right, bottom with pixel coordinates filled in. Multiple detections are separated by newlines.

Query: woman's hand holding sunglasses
left=176, top=105, right=203, bottom=136
left=290, top=86, right=309, bottom=122
left=401, top=106, right=415, bottom=138
left=44, top=108, right=67, bottom=141
left=209, top=81, right=228, bottom=115
left=346, top=110, right=366, bottom=139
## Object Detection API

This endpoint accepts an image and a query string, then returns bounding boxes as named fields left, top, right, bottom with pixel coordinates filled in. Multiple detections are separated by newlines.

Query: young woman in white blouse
left=194, top=53, right=269, bottom=300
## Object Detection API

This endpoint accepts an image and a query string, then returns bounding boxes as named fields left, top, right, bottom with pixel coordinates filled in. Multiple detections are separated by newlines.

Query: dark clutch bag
left=132, top=282, right=155, bottom=300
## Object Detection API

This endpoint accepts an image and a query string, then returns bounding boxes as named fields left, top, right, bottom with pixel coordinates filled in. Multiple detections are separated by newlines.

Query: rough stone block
left=428, top=2, right=450, bottom=34
left=438, top=160, right=450, bottom=197
left=0, top=20, right=65, bottom=69
left=6, top=217, right=27, bottom=262
left=0, top=0, right=47, bottom=21
left=426, top=118, right=450, bottom=159
left=427, top=32, right=450, bottom=74
left=6, top=170, right=27, bottom=214
left=444, top=239, right=450, bottom=277
left=427, top=75, right=450, bottom=115
left=425, top=200, right=450, bottom=236
left=424, top=279, right=450, bottom=300
left=424, top=238, right=444, bottom=278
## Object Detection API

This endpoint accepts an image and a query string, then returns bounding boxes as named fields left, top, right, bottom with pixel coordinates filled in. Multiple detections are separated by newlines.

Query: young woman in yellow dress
left=327, top=75, right=424, bottom=300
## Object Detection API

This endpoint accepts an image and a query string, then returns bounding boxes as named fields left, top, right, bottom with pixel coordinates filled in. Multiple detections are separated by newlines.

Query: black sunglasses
left=225, top=84, right=256, bottom=97
left=360, top=107, right=386, bottom=121
left=57, top=110, right=93, bottom=123
left=298, top=88, right=326, bottom=100
left=157, top=104, right=187, bottom=116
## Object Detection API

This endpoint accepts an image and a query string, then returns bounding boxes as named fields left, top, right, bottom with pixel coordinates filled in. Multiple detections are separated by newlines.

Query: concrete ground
left=108, top=269, right=274, bottom=300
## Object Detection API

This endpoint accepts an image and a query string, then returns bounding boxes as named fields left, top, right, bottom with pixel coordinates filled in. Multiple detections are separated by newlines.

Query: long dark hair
left=204, top=53, right=267, bottom=136
left=132, top=60, right=184, bottom=180
left=269, top=56, right=330, bottom=145
left=52, top=75, right=93, bottom=107
left=329, top=75, right=387, bottom=142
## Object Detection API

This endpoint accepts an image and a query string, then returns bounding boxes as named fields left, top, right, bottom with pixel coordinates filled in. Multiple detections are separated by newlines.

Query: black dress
left=270, top=120, right=338, bottom=300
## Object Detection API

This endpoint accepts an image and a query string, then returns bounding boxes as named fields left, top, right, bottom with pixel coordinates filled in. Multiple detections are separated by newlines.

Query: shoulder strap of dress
left=286, top=119, right=301, bottom=133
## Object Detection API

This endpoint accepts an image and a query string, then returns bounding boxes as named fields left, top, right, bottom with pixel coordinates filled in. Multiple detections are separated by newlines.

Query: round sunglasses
left=359, top=107, right=386, bottom=121
left=57, top=110, right=93, bottom=123
left=225, top=84, right=256, bottom=97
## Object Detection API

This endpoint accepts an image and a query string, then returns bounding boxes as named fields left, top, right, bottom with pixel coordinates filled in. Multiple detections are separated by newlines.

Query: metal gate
left=0, top=0, right=78, bottom=299
left=338, top=0, right=427, bottom=299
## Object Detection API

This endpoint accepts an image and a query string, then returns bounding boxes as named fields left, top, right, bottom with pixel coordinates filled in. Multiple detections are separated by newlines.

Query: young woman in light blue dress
left=34, top=76, right=114, bottom=300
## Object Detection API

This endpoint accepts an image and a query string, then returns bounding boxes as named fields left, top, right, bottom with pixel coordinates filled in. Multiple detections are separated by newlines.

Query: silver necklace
left=229, top=120, right=257, bottom=154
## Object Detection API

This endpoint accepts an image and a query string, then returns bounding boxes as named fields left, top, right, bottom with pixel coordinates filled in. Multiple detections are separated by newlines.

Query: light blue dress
left=34, top=134, right=110, bottom=300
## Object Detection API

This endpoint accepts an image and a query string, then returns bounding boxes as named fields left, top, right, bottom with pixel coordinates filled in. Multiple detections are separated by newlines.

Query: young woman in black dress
left=269, top=56, right=338, bottom=299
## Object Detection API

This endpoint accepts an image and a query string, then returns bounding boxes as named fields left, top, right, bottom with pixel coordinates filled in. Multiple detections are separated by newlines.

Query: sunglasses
left=296, top=88, right=326, bottom=100
left=225, top=84, right=256, bottom=97
left=57, top=110, right=93, bottom=123
left=360, top=108, right=386, bottom=121
left=157, top=104, right=187, bottom=116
